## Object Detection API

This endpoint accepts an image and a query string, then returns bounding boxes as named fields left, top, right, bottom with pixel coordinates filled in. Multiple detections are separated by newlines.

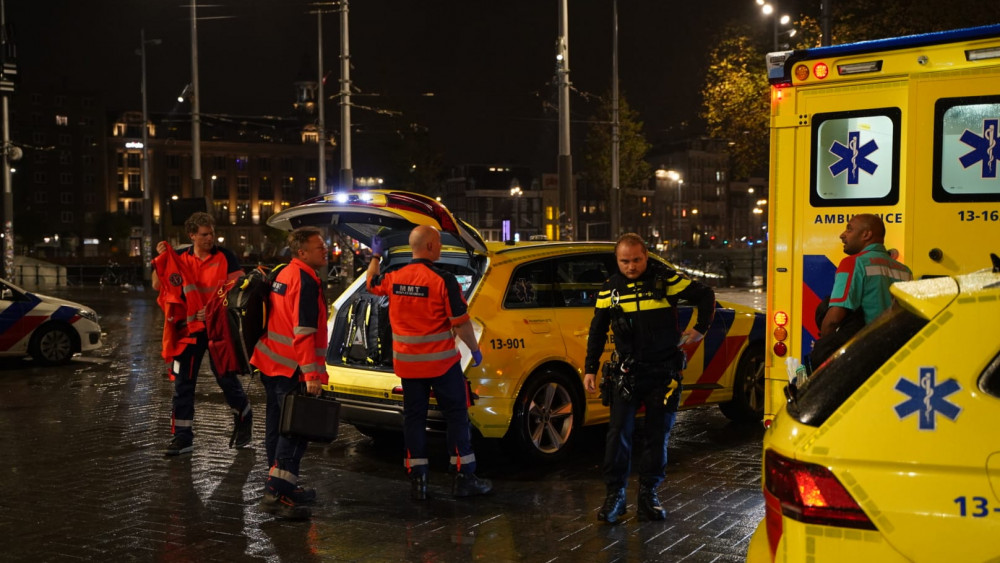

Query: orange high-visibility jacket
left=367, top=258, right=469, bottom=379
left=250, top=258, right=329, bottom=383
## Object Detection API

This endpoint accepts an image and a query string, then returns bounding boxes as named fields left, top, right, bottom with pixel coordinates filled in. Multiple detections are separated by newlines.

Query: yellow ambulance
left=763, top=24, right=1000, bottom=421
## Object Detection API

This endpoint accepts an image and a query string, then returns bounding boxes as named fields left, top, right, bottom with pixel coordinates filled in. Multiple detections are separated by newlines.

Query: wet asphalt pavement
left=0, top=285, right=766, bottom=562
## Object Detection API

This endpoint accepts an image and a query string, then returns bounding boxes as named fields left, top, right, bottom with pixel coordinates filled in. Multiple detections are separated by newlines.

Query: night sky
left=6, top=0, right=781, bottom=173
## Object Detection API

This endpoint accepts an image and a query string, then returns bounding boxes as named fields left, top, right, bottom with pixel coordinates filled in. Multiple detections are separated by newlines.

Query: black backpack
left=809, top=296, right=866, bottom=371
left=225, top=264, right=285, bottom=374
left=340, top=293, right=393, bottom=367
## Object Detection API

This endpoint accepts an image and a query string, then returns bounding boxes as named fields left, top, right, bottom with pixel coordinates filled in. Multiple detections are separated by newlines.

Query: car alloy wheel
left=506, top=369, right=580, bottom=462
left=31, top=325, right=75, bottom=365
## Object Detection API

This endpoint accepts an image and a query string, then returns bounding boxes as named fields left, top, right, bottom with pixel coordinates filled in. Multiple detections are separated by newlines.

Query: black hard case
left=279, top=393, right=341, bottom=442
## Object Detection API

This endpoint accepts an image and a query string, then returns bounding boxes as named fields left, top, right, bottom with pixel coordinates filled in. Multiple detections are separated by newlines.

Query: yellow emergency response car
left=763, top=24, right=1000, bottom=422
left=268, top=190, right=766, bottom=462
left=746, top=257, right=1000, bottom=562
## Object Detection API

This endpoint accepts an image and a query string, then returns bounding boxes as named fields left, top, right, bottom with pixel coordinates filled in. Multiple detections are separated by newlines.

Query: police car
left=0, top=278, right=103, bottom=364
left=746, top=258, right=1000, bottom=562
left=268, top=190, right=766, bottom=462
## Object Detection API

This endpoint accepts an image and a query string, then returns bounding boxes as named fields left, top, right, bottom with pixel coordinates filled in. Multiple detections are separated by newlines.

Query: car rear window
left=786, top=304, right=928, bottom=426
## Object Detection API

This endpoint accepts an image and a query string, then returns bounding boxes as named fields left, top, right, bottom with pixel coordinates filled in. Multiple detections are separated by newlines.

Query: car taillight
left=764, top=450, right=875, bottom=558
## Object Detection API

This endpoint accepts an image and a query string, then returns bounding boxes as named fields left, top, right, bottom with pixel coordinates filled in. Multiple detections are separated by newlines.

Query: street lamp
left=656, top=169, right=683, bottom=255
left=138, top=29, right=161, bottom=284
left=755, top=0, right=793, bottom=50
left=654, top=168, right=684, bottom=254
left=510, top=181, right=523, bottom=243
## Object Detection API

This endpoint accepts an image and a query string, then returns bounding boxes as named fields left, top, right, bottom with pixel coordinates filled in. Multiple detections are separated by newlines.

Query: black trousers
left=602, top=370, right=681, bottom=490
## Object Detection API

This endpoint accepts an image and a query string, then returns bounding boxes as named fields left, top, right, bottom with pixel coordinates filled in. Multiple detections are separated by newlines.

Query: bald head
left=840, top=213, right=886, bottom=255
left=410, top=225, right=442, bottom=261
left=853, top=214, right=886, bottom=242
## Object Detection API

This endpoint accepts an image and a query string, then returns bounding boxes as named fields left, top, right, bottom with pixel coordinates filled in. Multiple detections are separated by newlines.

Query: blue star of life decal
left=829, top=131, right=879, bottom=185
left=894, top=367, right=961, bottom=431
left=958, top=118, right=998, bottom=178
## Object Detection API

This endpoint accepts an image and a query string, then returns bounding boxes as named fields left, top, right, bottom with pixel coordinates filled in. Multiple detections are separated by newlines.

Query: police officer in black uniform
left=583, top=233, right=716, bottom=524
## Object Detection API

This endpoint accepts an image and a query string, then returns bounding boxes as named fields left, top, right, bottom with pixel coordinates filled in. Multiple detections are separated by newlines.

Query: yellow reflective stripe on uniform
left=268, top=466, right=298, bottom=484
left=618, top=299, right=670, bottom=312
left=294, top=326, right=317, bottom=335
left=254, top=340, right=299, bottom=370
left=664, top=275, right=691, bottom=295
left=393, top=349, right=458, bottom=362
left=267, top=331, right=293, bottom=346
left=450, top=453, right=476, bottom=465
left=393, top=330, right=453, bottom=344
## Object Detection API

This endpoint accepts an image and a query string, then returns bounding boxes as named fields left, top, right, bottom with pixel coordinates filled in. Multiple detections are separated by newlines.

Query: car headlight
left=78, top=309, right=99, bottom=324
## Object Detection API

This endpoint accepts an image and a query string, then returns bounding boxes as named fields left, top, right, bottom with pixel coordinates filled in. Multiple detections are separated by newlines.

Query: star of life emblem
left=893, top=367, right=961, bottom=431
left=958, top=118, right=998, bottom=178
left=829, top=130, right=879, bottom=185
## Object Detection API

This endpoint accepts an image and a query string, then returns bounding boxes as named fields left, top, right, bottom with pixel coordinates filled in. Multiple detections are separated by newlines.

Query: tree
left=580, top=92, right=652, bottom=198
left=701, top=26, right=770, bottom=181
left=701, top=2, right=1000, bottom=181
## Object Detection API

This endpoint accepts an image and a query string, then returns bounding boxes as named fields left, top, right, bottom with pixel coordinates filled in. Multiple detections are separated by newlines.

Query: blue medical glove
left=370, top=236, right=384, bottom=257
left=472, top=349, right=483, bottom=367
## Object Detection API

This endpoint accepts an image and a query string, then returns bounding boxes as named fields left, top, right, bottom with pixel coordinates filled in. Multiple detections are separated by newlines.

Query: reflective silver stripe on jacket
left=254, top=340, right=298, bottom=370
left=300, top=362, right=321, bottom=373
left=393, top=349, right=458, bottom=363
left=294, top=326, right=317, bottom=335
left=393, top=330, right=453, bottom=344
left=174, top=419, right=193, bottom=428
left=266, top=331, right=294, bottom=346
left=865, top=264, right=912, bottom=281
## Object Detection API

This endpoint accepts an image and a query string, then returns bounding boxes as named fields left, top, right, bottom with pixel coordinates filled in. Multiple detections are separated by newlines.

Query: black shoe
left=260, top=492, right=311, bottom=520
left=411, top=473, right=429, bottom=501
left=598, top=488, right=627, bottom=524
left=637, top=486, right=667, bottom=521
left=164, top=435, right=193, bottom=456
left=452, top=473, right=492, bottom=497
left=289, top=486, right=317, bottom=505
left=230, top=410, right=253, bottom=449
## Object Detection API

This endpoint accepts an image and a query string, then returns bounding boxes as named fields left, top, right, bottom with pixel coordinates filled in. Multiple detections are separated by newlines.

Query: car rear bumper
left=333, top=392, right=448, bottom=432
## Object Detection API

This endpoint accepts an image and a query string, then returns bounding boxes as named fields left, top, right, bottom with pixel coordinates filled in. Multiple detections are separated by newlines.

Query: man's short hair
left=184, top=212, right=215, bottom=235
left=288, top=226, right=323, bottom=254
left=615, top=232, right=647, bottom=254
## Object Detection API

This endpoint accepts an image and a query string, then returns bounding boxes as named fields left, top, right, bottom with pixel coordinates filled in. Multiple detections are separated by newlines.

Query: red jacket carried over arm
left=152, top=244, right=205, bottom=361
left=204, top=282, right=243, bottom=377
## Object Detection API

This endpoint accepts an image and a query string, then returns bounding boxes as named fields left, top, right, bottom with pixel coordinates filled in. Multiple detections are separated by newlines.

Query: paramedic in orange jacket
left=152, top=212, right=251, bottom=456
left=251, top=226, right=329, bottom=520
left=366, top=225, right=492, bottom=501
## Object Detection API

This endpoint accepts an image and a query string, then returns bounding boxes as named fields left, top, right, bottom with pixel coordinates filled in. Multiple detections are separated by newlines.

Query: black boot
left=411, top=473, right=429, bottom=501
left=259, top=492, right=311, bottom=521
left=598, top=488, right=627, bottom=524
left=230, top=409, right=253, bottom=449
left=453, top=472, right=492, bottom=497
left=637, top=485, right=666, bottom=521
